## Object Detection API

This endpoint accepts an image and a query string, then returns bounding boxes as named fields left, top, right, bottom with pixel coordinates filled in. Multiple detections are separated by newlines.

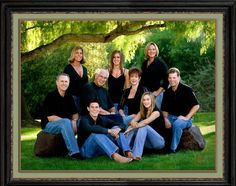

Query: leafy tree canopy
left=21, top=19, right=216, bottom=121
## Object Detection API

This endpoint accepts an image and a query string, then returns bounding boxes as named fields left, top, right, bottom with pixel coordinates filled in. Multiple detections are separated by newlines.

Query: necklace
left=128, top=86, right=137, bottom=99
left=112, top=67, right=122, bottom=78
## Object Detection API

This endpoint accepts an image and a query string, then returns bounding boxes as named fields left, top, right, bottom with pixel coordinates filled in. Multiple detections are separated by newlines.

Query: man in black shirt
left=161, top=68, right=200, bottom=153
left=41, top=73, right=82, bottom=160
left=78, top=99, right=132, bottom=163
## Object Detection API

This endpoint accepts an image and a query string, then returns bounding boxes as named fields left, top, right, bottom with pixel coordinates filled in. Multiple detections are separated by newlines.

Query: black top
left=146, top=106, right=168, bottom=143
left=118, top=84, right=147, bottom=115
left=63, top=64, right=88, bottom=97
left=161, top=83, right=199, bottom=117
left=108, top=73, right=125, bottom=103
left=77, top=114, right=126, bottom=147
left=40, top=89, right=77, bottom=129
left=147, top=106, right=165, bottom=133
left=81, top=82, right=114, bottom=115
left=141, top=57, right=169, bottom=92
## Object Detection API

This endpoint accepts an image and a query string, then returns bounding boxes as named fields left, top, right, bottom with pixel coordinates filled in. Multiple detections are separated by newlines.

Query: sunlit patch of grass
left=21, top=128, right=40, bottom=141
left=200, top=125, right=215, bottom=135
left=197, top=120, right=215, bottom=126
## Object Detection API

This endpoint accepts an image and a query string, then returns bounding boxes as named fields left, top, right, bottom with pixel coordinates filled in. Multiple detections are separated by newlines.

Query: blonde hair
left=140, top=92, right=156, bottom=118
left=109, top=50, right=124, bottom=74
left=68, top=46, right=85, bottom=64
left=144, top=42, right=159, bottom=59
left=168, top=67, right=180, bottom=77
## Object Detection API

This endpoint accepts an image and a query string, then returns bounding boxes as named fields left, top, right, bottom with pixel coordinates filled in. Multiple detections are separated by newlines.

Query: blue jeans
left=168, top=114, right=192, bottom=151
left=155, top=92, right=163, bottom=110
left=126, top=125, right=165, bottom=159
left=114, top=103, right=129, bottom=115
left=80, top=130, right=130, bottom=159
left=72, top=95, right=81, bottom=114
left=122, top=115, right=135, bottom=128
left=113, top=103, right=119, bottom=114
left=101, top=114, right=124, bottom=124
left=43, top=118, right=80, bottom=156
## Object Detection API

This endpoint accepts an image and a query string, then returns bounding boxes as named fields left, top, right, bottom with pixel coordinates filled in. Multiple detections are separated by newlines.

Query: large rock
left=179, top=125, right=206, bottom=150
left=34, top=131, right=68, bottom=157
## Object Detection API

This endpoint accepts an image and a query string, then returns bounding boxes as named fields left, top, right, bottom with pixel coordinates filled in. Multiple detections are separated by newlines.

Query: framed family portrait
left=0, top=0, right=235, bottom=185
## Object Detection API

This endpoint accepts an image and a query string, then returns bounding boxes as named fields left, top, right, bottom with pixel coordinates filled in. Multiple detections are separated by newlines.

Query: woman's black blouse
left=141, top=57, right=169, bottom=92
left=63, top=64, right=88, bottom=97
left=108, top=73, right=125, bottom=103
left=118, top=84, right=147, bottom=115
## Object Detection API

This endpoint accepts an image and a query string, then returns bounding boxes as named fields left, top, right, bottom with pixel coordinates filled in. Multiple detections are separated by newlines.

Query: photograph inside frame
left=12, top=12, right=224, bottom=180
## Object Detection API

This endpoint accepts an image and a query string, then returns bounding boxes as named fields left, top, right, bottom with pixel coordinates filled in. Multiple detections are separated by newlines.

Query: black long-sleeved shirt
left=80, top=82, right=114, bottom=115
left=141, top=57, right=169, bottom=92
left=63, top=64, right=88, bottom=97
left=118, top=84, right=147, bottom=115
left=77, top=114, right=126, bottom=147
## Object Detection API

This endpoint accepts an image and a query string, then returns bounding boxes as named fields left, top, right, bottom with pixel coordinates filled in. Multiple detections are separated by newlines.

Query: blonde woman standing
left=141, top=42, right=169, bottom=109
left=64, top=46, right=88, bottom=114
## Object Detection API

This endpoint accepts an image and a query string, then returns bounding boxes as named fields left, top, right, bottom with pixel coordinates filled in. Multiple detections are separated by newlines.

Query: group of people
left=40, top=42, right=200, bottom=163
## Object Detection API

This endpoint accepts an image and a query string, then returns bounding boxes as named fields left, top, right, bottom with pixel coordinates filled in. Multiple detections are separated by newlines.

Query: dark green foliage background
left=21, top=21, right=215, bottom=118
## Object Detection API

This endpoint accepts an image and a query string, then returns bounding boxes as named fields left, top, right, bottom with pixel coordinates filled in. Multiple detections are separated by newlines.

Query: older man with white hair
left=81, top=69, right=123, bottom=122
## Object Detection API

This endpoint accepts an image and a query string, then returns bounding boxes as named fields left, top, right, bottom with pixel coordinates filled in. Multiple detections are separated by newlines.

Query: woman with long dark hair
left=108, top=50, right=129, bottom=113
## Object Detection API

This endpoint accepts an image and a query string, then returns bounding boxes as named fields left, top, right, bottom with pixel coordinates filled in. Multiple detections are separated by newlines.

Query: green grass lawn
left=21, top=112, right=215, bottom=170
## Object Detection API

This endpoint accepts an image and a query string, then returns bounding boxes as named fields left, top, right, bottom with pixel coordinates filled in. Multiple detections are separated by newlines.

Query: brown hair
left=144, top=42, right=159, bottom=59
left=109, top=50, right=124, bottom=74
left=139, top=92, right=156, bottom=118
left=68, top=46, right=85, bottom=64
left=128, top=67, right=142, bottom=77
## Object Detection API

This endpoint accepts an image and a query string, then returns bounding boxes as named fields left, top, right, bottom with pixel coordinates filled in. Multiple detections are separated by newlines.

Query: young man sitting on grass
left=77, top=99, right=133, bottom=163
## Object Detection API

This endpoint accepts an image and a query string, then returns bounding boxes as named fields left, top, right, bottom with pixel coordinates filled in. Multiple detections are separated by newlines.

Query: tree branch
left=21, top=22, right=165, bottom=63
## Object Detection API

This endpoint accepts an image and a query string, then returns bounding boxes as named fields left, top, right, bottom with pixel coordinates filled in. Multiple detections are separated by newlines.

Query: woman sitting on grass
left=125, top=92, right=165, bottom=160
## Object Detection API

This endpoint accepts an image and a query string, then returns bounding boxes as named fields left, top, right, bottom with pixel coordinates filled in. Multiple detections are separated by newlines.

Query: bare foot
left=112, top=153, right=132, bottom=163
left=125, top=151, right=133, bottom=159
left=133, top=157, right=141, bottom=161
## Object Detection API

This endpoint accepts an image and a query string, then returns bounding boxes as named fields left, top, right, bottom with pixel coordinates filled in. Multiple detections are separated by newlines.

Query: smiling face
left=87, top=102, right=100, bottom=118
left=142, top=94, right=152, bottom=109
left=94, top=69, right=109, bottom=87
left=129, top=72, right=141, bottom=86
left=73, top=49, right=83, bottom=63
left=56, top=75, right=70, bottom=92
left=168, top=72, right=180, bottom=90
left=112, top=52, right=121, bottom=66
left=147, top=44, right=157, bottom=59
